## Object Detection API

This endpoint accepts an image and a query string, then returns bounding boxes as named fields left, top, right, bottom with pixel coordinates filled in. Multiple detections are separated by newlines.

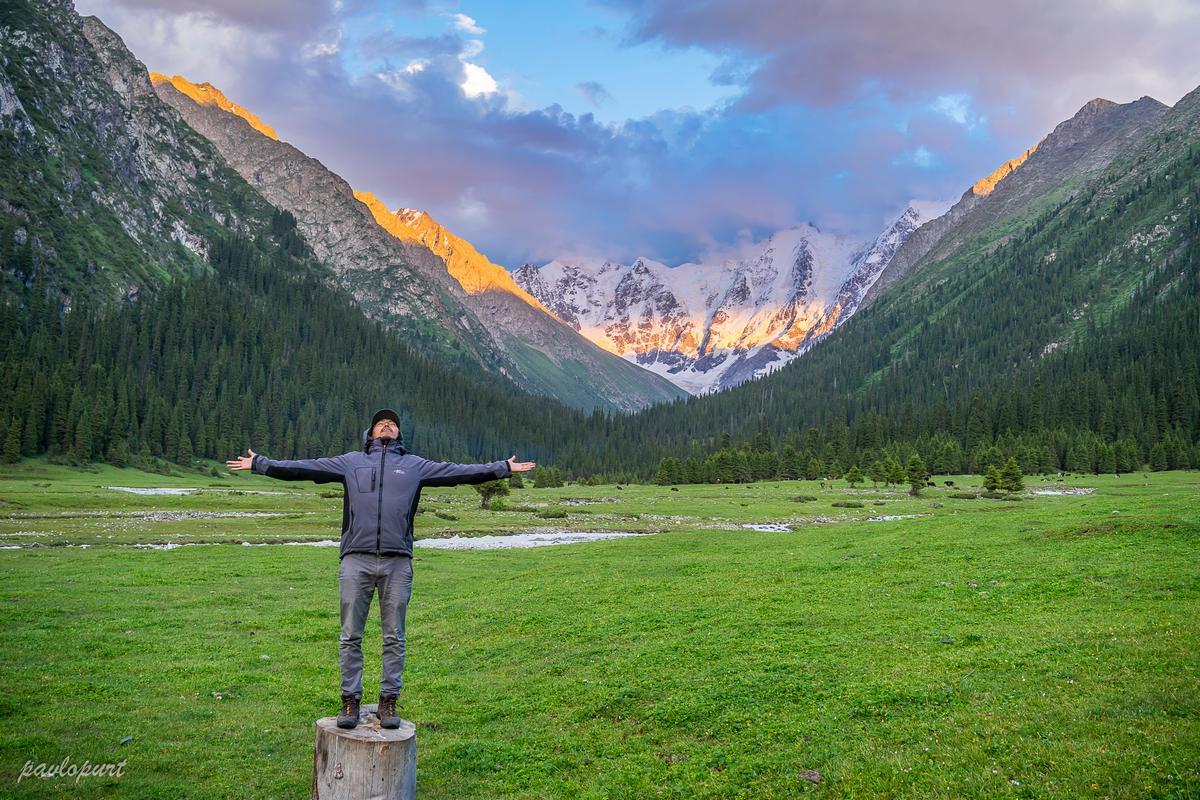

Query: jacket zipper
left=376, top=446, right=386, bottom=554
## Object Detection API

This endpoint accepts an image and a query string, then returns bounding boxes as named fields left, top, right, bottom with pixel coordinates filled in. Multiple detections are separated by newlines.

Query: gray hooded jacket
left=251, top=436, right=510, bottom=558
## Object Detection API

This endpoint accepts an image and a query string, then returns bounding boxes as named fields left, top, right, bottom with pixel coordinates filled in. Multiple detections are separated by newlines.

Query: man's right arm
left=252, top=453, right=349, bottom=484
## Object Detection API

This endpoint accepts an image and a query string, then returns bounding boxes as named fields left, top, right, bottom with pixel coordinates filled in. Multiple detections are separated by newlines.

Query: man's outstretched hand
left=226, top=448, right=257, bottom=471
left=506, top=455, right=536, bottom=473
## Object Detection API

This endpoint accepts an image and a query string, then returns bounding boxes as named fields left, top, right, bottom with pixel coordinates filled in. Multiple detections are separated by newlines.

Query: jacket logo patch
left=394, top=469, right=405, bottom=474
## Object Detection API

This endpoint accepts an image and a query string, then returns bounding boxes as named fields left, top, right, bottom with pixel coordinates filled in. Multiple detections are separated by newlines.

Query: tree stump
left=312, top=704, right=416, bottom=800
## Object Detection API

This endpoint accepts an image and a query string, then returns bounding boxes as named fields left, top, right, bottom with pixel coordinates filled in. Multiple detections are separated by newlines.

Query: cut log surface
left=313, top=704, right=416, bottom=800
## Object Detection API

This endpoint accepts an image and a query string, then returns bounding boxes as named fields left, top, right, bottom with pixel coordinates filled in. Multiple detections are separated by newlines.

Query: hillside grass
left=0, top=459, right=1196, bottom=798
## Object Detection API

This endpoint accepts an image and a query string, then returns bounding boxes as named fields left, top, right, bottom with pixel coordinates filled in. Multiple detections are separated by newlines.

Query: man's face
left=371, top=418, right=399, bottom=440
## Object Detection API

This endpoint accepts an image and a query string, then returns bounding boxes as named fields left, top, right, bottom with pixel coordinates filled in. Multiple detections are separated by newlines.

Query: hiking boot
left=337, top=694, right=360, bottom=729
left=378, top=693, right=400, bottom=729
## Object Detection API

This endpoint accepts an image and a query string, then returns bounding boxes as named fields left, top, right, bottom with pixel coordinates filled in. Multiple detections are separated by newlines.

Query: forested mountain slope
left=598, top=87, right=1200, bottom=479
left=862, top=95, right=1168, bottom=306
left=0, top=0, right=598, bottom=465
left=0, top=214, right=597, bottom=467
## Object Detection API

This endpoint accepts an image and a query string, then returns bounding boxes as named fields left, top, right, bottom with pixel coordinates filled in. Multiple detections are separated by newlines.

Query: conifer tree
left=844, top=464, right=864, bottom=488
left=107, top=439, right=128, bottom=468
left=906, top=453, right=928, bottom=496
left=983, top=465, right=1002, bottom=492
left=74, top=413, right=93, bottom=463
left=22, top=399, right=41, bottom=456
left=533, top=466, right=564, bottom=488
left=3, top=418, right=21, bottom=464
left=177, top=416, right=193, bottom=465
left=778, top=445, right=799, bottom=480
left=999, top=457, right=1024, bottom=493
left=1150, top=443, right=1168, bottom=471
left=886, top=457, right=906, bottom=487
left=654, top=457, right=682, bottom=485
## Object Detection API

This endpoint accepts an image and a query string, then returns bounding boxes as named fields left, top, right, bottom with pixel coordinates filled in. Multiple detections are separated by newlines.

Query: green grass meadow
left=0, top=461, right=1197, bottom=798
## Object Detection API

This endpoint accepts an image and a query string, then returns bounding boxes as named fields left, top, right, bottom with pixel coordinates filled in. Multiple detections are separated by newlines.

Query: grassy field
left=0, top=459, right=1197, bottom=798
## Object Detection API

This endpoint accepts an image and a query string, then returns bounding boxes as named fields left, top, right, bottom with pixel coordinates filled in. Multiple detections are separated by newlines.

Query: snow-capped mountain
left=513, top=200, right=951, bottom=395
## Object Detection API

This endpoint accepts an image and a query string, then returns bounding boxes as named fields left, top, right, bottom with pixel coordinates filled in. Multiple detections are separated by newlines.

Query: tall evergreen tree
left=844, top=464, right=864, bottom=488
left=3, top=417, right=21, bottom=464
left=999, top=457, right=1025, bottom=493
left=906, top=454, right=928, bottom=496
left=983, top=465, right=1003, bottom=493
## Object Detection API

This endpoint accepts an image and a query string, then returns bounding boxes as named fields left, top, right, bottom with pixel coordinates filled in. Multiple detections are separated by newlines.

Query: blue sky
left=76, top=0, right=1200, bottom=267
left=337, top=1, right=734, bottom=121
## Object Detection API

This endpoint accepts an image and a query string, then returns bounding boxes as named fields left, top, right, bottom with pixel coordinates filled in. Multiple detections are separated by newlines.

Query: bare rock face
left=356, top=193, right=687, bottom=410
left=861, top=95, right=1169, bottom=307
left=0, top=4, right=270, bottom=300
left=356, top=194, right=544, bottom=306
left=151, top=74, right=278, bottom=140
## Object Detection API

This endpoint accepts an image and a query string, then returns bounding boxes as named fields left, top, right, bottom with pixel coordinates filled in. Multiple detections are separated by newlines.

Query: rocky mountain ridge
left=861, top=94, right=1169, bottom=306
left=150, top=73, right=684, bottom=412
left=513, top=201, right=950, bottom=394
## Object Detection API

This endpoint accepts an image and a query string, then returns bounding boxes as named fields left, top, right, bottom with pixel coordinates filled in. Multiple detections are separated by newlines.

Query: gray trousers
left=338, top=553, right=414, bottom=699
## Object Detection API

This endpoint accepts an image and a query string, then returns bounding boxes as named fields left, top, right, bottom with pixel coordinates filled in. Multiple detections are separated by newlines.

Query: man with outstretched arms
left=227, top=408, right=535, bottom=729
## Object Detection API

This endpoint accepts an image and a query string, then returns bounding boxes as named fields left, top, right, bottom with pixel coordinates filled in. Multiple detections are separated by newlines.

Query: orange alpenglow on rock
left=148, top=73, right=280, bottom=141
left=354, top=190, right=551, bottom=312
left=971, top=143, right=1038, bottom=196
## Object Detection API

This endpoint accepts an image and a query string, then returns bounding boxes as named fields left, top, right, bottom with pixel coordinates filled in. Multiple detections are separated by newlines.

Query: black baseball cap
left=370, top=409, right=400, bottom=428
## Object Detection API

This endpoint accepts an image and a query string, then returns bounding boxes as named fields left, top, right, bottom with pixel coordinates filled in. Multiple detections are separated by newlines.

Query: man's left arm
left=417, top=456, right=512, bottom=487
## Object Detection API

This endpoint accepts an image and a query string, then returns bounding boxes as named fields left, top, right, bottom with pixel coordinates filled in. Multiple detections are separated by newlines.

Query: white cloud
left=303, top=26, right=342, bottom=58
left=911, top=146, right=935, bottom=167
left=461, top=62, right=498, bottom=98
left=932, top=94, right=969, bottom=125
left=931, top=93, right=986, bottom=130
left=461, top=38, right=484, bottom=59
left=451, top=13, right=485, bottom=35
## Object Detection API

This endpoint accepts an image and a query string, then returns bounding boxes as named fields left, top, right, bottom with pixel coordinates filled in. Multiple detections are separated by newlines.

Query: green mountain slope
left=0, top=0, right=281, bottom=301
left=863, top=96, right=1168, bottom=307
